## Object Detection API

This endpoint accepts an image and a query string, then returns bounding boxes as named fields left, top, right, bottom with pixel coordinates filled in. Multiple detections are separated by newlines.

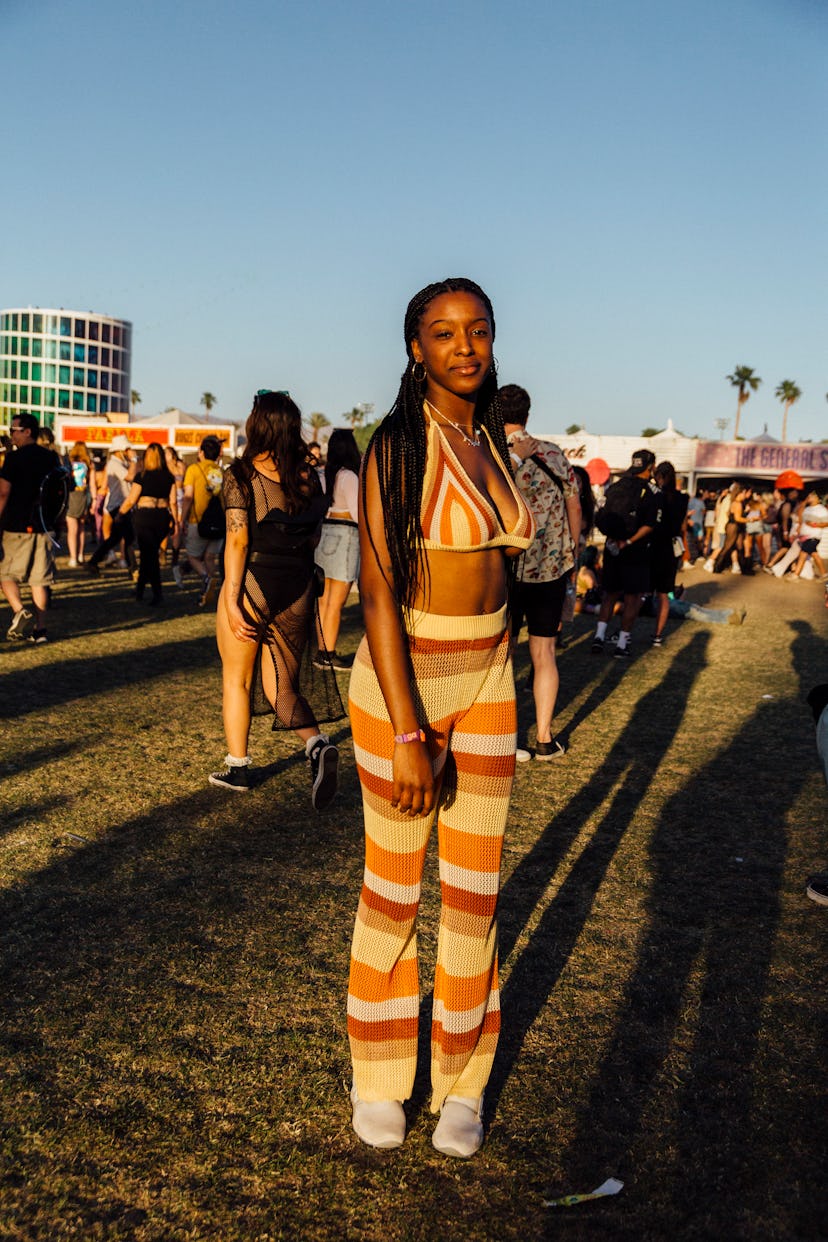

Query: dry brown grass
left=1, top=563, right=826, bottom=1240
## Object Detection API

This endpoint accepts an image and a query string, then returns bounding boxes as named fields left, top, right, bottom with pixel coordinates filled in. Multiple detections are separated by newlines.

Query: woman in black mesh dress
left=209, top=390, right=344, bottom=807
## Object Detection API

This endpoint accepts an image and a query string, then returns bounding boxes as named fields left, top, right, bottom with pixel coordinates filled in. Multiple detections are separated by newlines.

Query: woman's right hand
left=226, top=600, right=257, bottom=643
left=391, top=739, right=435, bottom=817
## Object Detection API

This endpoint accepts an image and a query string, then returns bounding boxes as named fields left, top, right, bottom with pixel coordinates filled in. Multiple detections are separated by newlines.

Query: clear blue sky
left=3, top=0, right=826, bottom=441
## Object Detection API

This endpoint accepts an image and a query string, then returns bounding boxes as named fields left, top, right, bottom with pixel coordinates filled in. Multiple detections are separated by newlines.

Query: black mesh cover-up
left=223, top=464, right=345, bottom=731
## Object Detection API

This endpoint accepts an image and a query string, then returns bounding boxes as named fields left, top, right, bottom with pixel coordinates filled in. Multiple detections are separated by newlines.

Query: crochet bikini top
left=420, top=414, right=535, bottom=553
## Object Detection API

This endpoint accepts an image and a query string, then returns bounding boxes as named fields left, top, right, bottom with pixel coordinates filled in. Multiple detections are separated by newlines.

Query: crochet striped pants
left=347, top=606, right=516, bottom=1113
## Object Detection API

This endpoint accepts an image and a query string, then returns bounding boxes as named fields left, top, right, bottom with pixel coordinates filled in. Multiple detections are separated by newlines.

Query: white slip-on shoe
left=432, top=1094, right=484, bottom=1158
left=350, top=1084, right=406, bottom=1149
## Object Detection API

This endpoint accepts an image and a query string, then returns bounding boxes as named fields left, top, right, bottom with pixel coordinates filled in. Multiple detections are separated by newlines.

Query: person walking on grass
left=347, top=278, right=535, bottom=1159
left=650, top=461, right=689, bottom=648
left=500, top=383, right=580, bottom=761
left=314, top=429, right=362, bottom=671
left=175, top=434, right=225, bottom=605
left=592, top=449, right=662, bottom=661
left=0, top=413, right=61, bottom=644
left=209, top=390, right=343, bottom=809
left=85, top=435, right=137, bottom=575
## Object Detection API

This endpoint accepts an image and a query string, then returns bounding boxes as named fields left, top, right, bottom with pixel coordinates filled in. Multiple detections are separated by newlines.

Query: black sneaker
left=534, top=737, right=567, bottom=761
left=590, top=637, right=605, bottom=654
left=614, top=645, right=631, bottom=661
left=308, top=738, right=339, bottom=811
left=28, top=629, right=49, bottom=644
left=651, top=635, right=664, bottom=648
left=806, top=873, right=828, bottom=906
left=313, top=651, right=353, bottom=671
left=209, top=764, right=251, bottom=792
left=7, top=608, right=35, bottom=641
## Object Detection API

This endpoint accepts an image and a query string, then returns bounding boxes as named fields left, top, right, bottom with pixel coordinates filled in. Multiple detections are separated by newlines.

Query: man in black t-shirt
left=591, top=449, right=663, bottom=661
left=0, top=413, right=61, bottom=643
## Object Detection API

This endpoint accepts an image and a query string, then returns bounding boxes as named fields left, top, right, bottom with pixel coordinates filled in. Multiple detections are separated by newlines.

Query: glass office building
left=0, top=307, right=131, bottom=429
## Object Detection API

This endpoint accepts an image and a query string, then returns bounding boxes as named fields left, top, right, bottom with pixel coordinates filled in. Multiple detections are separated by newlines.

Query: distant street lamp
left=715, top=418, right=729, bottom=441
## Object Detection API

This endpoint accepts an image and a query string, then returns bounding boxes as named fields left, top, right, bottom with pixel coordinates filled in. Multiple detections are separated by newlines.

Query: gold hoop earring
left=411, top=361, right=426, bottom=384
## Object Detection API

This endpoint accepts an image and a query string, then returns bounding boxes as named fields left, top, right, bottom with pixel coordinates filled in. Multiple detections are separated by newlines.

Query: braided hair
left=362, top=277, right=512, bottom=616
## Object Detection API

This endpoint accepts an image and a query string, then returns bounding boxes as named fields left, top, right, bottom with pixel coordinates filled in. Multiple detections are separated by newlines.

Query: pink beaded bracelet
left=394, top=729, right=426, bottom=744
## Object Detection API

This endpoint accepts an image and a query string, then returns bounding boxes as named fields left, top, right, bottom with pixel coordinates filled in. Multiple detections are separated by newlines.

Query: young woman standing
left=210, top=391, right=343, bottom=809
left=347, top=279, right=535, bottom=1158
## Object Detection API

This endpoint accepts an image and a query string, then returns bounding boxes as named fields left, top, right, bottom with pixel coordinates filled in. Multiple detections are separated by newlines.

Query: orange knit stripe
left=348, top=1014, right=419, bottom=1043
left=358, top=887, right=420, bottom=923
left=439, top=883, right=498, bottom=917
left=432, top=1009, right=501, bottom=1056
left=349, top=957, right=419, bottom=1002
left=366, top=837, right=429, bottom=882
left=439, top=827, right=500, bottom=868
left=433, top=964, right=494, bottom=1009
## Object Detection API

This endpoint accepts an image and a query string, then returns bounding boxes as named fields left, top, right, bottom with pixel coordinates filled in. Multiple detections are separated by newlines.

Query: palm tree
left=774, top=379, right=802, bottom=442
left=308, top=411, right=331, bottom=435
left=342, top=406, right=365, bottom=429
left=726, top=366, right=761, bottom=439
left=130, top=390, right=141, bottom=418
left=201, top=392, right=217, bottom=416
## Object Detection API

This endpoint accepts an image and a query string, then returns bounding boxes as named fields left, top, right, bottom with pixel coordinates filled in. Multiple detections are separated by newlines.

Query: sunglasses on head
left=255, top=388, right=290, bottom=399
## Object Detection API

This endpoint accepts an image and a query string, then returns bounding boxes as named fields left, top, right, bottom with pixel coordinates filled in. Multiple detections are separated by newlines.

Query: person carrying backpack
left=591, top=448, right=662, bottom=661
left=174, top=434, right=225, bottom=604
left=0, top=412, right=63, bottom=643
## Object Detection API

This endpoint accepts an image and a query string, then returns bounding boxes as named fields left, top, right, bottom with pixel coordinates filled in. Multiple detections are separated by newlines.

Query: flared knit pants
left=347, top=606, right=516, bottom=1113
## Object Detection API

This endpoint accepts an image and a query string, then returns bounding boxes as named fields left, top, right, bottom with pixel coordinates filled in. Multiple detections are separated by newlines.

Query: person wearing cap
left=85, top=434, right=137, bottom=576
left=0, top=412, right=62, bottom=642
left=591, top=449, right=662, bottom=660
left=175, top=435, right=224, bottom=602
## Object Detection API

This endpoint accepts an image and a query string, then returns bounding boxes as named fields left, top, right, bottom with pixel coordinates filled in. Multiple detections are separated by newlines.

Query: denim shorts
left=315, top=519, right=359, bottom=583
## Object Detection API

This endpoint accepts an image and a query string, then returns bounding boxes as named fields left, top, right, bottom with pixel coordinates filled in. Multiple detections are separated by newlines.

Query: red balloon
left=586, top=457, right=611, bottom=485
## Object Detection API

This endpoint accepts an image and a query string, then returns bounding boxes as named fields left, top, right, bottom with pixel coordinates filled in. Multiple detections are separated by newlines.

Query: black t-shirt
left=653, top=489, right=689, bottom=547
left=0, top=443, right=62, bottom=532
left=136, top=466, right=175, bottom=501
left=620, top=480, right=663, bottom=563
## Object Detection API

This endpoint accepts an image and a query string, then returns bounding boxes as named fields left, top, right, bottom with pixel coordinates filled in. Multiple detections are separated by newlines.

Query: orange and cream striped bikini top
left=420, top=412, right=536, bottom=552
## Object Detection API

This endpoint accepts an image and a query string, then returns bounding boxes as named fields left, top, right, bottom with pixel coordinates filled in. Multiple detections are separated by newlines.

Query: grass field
left=1, top=561, right=827, bottom=1241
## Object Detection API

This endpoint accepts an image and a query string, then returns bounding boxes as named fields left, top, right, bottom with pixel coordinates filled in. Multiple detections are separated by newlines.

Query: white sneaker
left=731, top=564, right=741, bottom=575
left=702, top=559, right=714, bottom=573
left=515, top=748, right=531, bottom=763
left=432, top=1095, right=484, bottom=1158
left=67, top=558, right=78, bottom=568
left=350, top=1085, right=405, bottom=1149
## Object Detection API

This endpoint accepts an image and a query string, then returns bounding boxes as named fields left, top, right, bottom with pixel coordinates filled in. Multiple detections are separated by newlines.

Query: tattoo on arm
left=227, top=509, right=247, bottom=533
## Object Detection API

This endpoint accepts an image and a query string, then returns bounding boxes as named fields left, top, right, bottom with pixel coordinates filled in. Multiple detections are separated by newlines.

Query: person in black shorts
left=650, top=461, right=689, bottom=646
left=592, top=449, right=662, bottom=661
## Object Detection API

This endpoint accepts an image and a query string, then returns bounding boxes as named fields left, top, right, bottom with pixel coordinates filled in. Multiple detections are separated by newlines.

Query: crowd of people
left=2, top=277, right=827, bottom=1160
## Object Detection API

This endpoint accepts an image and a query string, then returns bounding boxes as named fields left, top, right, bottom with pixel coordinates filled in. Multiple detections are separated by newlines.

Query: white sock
left=305, top=733, right=329, bottom=756
left=617, top=630, right=630, bottom=650
left=225, top=753, right=251, bottom=768
left=595, top=621, right=607, bottom=640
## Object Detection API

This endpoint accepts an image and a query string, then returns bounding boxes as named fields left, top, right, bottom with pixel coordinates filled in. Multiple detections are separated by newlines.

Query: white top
left=327, top=468, right=359, bottom=521
left=106, top=455, right=131, bottom=512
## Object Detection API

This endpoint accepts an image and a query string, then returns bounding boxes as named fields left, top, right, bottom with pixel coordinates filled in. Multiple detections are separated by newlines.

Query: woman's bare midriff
left=412, top=546, right=512, bottom=616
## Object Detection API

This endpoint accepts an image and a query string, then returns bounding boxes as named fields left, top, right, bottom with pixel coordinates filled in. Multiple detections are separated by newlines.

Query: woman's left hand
left=226, top=600, right=257, bottom=643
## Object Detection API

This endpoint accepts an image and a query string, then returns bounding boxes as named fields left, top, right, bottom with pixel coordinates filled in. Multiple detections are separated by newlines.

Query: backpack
left=595, top=475, right=647, bottom=539
left=197, top=463, right=225, bottom=539
left=36, top=466, right=70, bottom=542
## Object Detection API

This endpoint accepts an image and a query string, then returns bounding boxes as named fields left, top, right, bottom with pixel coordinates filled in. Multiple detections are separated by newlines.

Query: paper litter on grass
left=544, top=1177, right=624, bottom=1208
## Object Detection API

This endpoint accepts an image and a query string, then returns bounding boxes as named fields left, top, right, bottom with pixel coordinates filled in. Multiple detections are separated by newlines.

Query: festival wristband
left=394, top=729, right=426, bottom=744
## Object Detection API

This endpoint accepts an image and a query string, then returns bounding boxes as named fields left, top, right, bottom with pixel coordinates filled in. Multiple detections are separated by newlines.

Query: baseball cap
left=628, top=449, right=656, bottom=473
left=110, top=434, right=130, bottom=451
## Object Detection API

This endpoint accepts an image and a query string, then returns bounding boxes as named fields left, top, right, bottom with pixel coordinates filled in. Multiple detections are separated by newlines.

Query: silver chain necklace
left=424, top=399, right=480, bottom=448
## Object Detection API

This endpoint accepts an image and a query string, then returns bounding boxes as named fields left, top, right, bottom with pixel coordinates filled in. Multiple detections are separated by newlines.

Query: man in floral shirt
left=500, top=385, right=581, bottom=761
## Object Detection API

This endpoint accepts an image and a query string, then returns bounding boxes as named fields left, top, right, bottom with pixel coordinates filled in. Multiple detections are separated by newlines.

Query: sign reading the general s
left=695, top=441, right=828, bottom=473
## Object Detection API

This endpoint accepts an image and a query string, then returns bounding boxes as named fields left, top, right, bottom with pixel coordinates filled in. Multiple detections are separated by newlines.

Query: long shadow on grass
left=0, top=634, right=218, bottom=718
left=489, top=630, right=710, bottom=1114
left=558, top=630, right=824, bottom=1227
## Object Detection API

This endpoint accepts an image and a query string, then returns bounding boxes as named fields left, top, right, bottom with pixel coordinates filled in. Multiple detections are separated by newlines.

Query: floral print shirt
left=508, top=436, right=579, bottom=583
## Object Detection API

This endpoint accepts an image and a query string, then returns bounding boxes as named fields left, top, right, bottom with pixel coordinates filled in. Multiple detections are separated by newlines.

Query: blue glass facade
left=0, top=307, right=131, bottom=429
